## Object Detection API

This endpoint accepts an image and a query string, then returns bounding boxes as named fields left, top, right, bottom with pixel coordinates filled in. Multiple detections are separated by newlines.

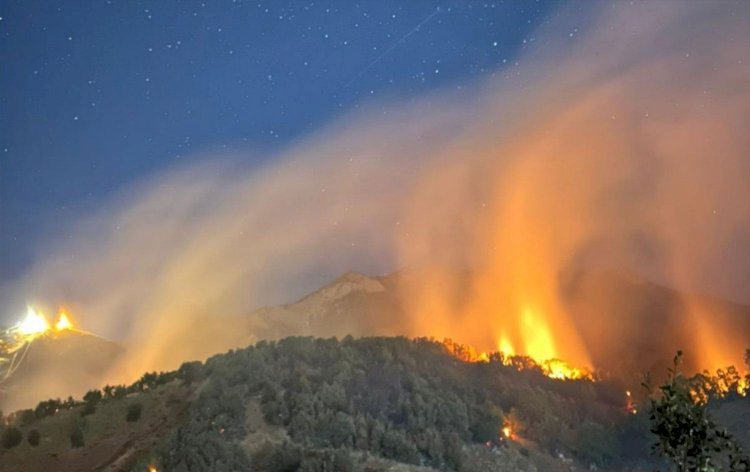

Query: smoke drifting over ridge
left=2, top=1, right=748, bottom=387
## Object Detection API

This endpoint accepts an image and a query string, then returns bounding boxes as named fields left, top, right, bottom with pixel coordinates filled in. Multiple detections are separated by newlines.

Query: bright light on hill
left=55, top=311, right=74, bottom=331
left=16, top=307, right=51, bottom=336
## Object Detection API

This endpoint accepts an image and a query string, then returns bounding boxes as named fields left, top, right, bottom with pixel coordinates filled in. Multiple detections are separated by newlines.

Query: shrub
left=1, top=427, right=23, bottom=449
left=80, top=402, right=97, bottom=417
left=70, top=425, right=84, bottom=448
left=83, top=389, right=103, bottom=405
left=35, top=399, right=62, bottom=419
left=126, top=402, right=143, bottom=422
left=19, top=409, right=35, bottom=426
left=27, top=429, right=40, bottom=447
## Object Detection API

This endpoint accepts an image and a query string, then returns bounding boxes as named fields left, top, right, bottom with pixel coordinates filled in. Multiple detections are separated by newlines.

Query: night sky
left=0, top=0, right=563, bottom=285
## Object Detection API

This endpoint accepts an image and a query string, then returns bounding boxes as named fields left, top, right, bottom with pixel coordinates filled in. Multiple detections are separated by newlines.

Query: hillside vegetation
left=0, top=336, right=747, bottom=471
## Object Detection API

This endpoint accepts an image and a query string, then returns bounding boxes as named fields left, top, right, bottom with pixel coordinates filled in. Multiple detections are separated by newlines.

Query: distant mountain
left=0, top=331, right=124, bottom=412
left=249, top=271, right=405, bottom=340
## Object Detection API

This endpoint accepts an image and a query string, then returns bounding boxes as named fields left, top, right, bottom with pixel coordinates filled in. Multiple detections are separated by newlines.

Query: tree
left=19, top=408, right=35, bottom=426
left=645, top=351, right=749, bottom=471
left=126, top=402, right=143, bottom=422
left=27, top=429, right=40, bottom=447
left=1, top=427, right=23, bottom=449
left=178, top=361, right=204, bottom=385
left=83, top=389, right=103, bottom=405
left=35, top=399, right=62, bottom=419
left=80, top=402, right=97, bottom=417
left=470, top=410, right=502, bottom=443
left=70, top=424, right=85, bottom=448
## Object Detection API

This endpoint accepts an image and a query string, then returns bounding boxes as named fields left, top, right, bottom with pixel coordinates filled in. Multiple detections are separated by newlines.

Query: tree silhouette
left=645, top=351, right=749, bottom=471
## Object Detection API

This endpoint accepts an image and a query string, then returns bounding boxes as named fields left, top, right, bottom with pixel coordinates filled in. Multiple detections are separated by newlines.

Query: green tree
left=70, top=424, right=85, bottom=448
left=469, top=410, right=502, bottom=443
left=27, top=429, right=40, bottom=447
left=19, top=408, right=35, bottom=426
left=126, top=402, right=143, bottom=422
left=83, top=389, right=103, bottom=405
left=178, top=361, right=204, bottom=385
left=1, top=427, right=23, bottom=449
left=35, top=399, right=62, bottom=419
left=80, top=402, right=97, bottom=417
left=645, top=351, right=749, bottom=471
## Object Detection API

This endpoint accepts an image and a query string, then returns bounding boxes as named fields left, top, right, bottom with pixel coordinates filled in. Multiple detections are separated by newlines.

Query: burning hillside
left=0, top=307, right=124, bottom=412
left=1, top=335, right=747, bottom=472
left=439, top=338, right=592, bottom=381
left=1, top=307, right=77, bottom=383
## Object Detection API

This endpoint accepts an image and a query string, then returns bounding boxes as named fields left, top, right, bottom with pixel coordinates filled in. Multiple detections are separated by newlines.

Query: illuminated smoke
left=0, top=1, right=747, bottom=401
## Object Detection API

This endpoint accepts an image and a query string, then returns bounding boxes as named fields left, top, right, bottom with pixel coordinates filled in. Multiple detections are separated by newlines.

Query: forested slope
left=2, top=336, right=747, bottom=471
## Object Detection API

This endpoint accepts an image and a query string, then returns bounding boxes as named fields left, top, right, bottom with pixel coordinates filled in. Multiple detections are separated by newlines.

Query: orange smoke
left=393, top=2, right=749, bottom=376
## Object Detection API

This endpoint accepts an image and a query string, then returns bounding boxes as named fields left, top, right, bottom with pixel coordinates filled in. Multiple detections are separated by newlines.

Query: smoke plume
left=2, top=1, right=748, bottom=399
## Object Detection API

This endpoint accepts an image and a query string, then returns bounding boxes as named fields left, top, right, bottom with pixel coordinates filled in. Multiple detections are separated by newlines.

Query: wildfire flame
left=541, top=359, right=591, bottom=380
left=625, top=390, right=637, bottom=414
left=5, top=306, right=77, bottom=350
left=500, top=417, right=519, bottom=441
left=440, top=337, right=592, bottom=381
left=501, top=425, right=512, bottom=439
left=55, top=311, right=74, bottom=331
left=16, top=307, right=51, bottom=337
left=148, top=466, right=158, bottom=472
left=438, top=304, right=594, bottom=381
left=1, top=306, right=81, bottom=385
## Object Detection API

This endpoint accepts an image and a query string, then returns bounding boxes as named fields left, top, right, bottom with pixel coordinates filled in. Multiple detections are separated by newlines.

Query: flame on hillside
left=690, top=367, right=749, bottom=403
left=440, top=338, right=592, bottom=381
left=501, top=425, right=513, bottom=440
left=2, top=306, right=77, bottom=354
left=55, top=312, right=73, bottom=331
left=1, top=306, right=80, bottom=386
left=500, top=416, right=521, bottom=442
left=16, top=307, right=50, bottom=337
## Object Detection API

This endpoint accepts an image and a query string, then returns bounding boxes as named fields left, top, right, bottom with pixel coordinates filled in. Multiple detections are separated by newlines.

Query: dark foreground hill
left=2, top=336, right=747, bottom=472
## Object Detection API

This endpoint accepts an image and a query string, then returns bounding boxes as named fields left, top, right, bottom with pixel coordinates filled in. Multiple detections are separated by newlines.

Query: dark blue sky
left=0, top=0, right=561, bottom=285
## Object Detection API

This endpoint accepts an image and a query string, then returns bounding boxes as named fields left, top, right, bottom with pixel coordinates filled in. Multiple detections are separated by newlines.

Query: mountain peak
left=298, top=271, right=386, bottom=306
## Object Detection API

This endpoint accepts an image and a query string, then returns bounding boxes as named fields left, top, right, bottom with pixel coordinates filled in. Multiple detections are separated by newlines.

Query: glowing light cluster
left=55, top=312, right=73, bottom=331
left=625, top=390, right=637, bottom=414
left=501, top=425, right=512, bottom=439
left=16, top=307, right=51, bottom=336
left=6, top=306, right=76, bottom=348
